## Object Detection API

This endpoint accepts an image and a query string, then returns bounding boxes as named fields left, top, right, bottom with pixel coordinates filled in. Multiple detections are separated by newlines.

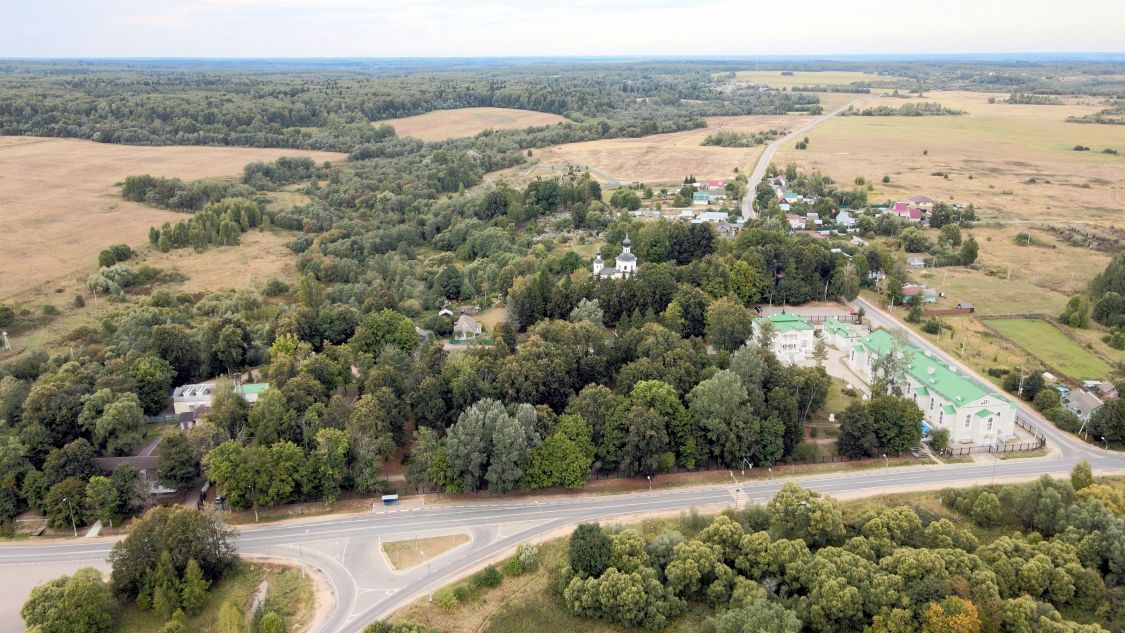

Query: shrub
left=472, top=566, right=502, bottom=589
left=73, top=294, right=86, bottom=308
left=432, top=588, right=456, bottom=611
left=41, top=304, right=60, bottom=316
left=929, top=428, right=950, bottom=453
left=452, top=584, right=471, bottom=603
left=970, top=492, right=1002, bottom=527
left=262, top=278, right=290, bottom=297
left=882, top=175, right=891, bottom=183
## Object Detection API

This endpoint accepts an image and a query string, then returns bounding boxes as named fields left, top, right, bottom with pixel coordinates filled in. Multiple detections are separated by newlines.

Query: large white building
left=752, top=312, right=816, bottom=363
left=847, top=330, right=1015, bottom=446
left=593, top=237, right=639, bottom=279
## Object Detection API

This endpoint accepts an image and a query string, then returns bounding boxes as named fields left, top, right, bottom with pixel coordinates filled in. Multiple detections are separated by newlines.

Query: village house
left=1065, top=389, right=1104, bottom=421
left=910, top=195, right=935, bottom=212
left=889, top=201, right=923, bottom=222
left=696, top=210, right=730, bottom=223
left=786, top=214, right=805, bottom=229
left=693, top=191, right=719, bottom=205
left=906, top=255, right=926, bottom=269
left=847, top=330, right=1016, bottom=445
left=902, top=284, right=939, bottom=303
left=592, top=236, right=639, bottom=279
left=705, top=179, right=726, bottom=191
left=753, top=312, right=816, bottom=363
left=453, top=314, right=483, bottom=340
left=172, top=381, right=270, bottom=415
left=834, top=210, right=857, bottom=228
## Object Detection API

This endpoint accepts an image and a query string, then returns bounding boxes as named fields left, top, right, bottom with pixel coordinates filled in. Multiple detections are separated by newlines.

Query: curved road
left=2, top=300, right=1121, bottom=632
left=741, top=98, right=863, bottom=221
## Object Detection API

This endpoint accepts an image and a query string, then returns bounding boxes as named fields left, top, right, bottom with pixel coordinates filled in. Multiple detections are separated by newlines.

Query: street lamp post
left=62, top=497, right=77, bottom=537
left=646, top=475, right=652, bottom=493
left=1102, top=436, right=1110, bottom=452
left=882, top=453, right=889, bottom=468
left=298, top=528, right=310, bottom=578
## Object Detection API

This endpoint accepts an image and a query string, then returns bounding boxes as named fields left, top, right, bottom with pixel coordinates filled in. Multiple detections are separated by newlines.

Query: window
left=939, top=411, right=944, bottom=425
left=965, top=415, right=970, bottom=428
left=987, top=418, right=993, bottom=430
left=929, top=397, right=934, bottom=410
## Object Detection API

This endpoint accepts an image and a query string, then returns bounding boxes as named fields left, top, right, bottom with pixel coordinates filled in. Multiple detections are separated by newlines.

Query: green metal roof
left=823, top=317, right=855, bottom=337
left=915, top=386, right=929, bottom=396
left=975, top=409, right=995, bottom=418
left=942, top=404, right=957, bottom=415
left=856, top=329, right=997, bottom=406
left=756, top=312, right=813, bottom=333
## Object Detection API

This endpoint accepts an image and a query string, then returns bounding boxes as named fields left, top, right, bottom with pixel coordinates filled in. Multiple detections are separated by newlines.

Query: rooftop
left=857, top=330, right=1007, bottom=407
left=757, top=312, right=813, bottom=332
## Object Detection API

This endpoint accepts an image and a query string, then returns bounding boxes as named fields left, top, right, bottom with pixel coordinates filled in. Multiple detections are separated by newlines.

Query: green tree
left=868, top=396, right=924, bottom=454
left=569, top=298, right=604, bottom=326
left=180, top=558, right=211, bottom=615
left=21, top=567, right=119, bottom=633
left=711, top=600, right=801, bottom=633
left=314, top=428, right=349, bottom=503
left=152, top=549, right=181, bottom=617
left=707, top=297, right=753, bottom=353
left=1071, top=461, right=1095, bottom=491
left=108, top=505, right=236, bottom=601
left=569, top=523, right=613, bottom=578
left=959, top=235, right=979, bottom=265
left=837, top=402, right=879, bottom=458
left=217, top=601, right=243, bottom=633
left=970, top=491, right=1002, bottom=528
left=620, top=405, right=669, bottom=477
left=350, top=309, right=420, bottom=355
left=1034, top=387, right=1062, bottom=414
left=766, top=483, right=845, bottom=548
left=44, top=477, right=86, bottom=529
left=1059, top=295, right=1092, bottom=329
left=433, top=265, right=464, bottom=301
left=486, top=411, right=530, bottom=493
left=1090, top=398, right=1125, bottom=444
left=84, top=475, right=119, bottom=527
left=128, top=354, right=175, bottom=415
left=157, top=432, right=200, bottom=490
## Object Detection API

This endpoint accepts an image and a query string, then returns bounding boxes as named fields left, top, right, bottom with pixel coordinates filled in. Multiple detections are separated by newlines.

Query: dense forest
left=552, top=467, right=1125, bottom=632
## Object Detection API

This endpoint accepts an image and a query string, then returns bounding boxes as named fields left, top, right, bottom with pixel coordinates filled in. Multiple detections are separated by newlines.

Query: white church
left=592, top=237, right=639, bottom=279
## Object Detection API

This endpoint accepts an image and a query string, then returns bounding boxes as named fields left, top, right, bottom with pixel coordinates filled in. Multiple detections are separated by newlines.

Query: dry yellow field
left=732, top=70, right=902, bottom=88
left=508, top=114, right=814, bottom=185
left=0, top=136, right=343, bottom=301
left=376, top=107, right=570, bottom=141
left=773, top=91, right=1125, bottom=223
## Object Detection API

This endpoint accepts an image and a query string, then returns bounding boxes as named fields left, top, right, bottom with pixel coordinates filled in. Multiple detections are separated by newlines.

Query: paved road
left=741, top=98, right=862, bottom=221
left=2, top=299, right=1122, bottom=633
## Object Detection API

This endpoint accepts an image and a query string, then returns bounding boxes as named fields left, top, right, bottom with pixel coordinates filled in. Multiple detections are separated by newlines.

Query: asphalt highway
left=741, top=98, right=863, bottom=221
left=1, top=298, right=1121, bottom=633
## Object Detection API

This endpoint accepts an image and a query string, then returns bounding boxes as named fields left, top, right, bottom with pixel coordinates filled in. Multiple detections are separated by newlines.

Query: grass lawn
left=382, top=533, right=470, bottom=571
left=116, top=562, right=313, bottom=633
left=986, top=318, right=1114, bottom=381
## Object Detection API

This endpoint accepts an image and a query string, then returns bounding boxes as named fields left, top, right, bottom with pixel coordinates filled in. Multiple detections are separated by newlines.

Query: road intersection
left=1, top=298, right=1121, bottom=633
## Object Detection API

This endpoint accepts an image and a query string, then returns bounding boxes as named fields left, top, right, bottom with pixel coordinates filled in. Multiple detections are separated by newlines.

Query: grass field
left=376, top=107, right=570, bottom=142
left=0, top=136, right=342, bottom=302
left=732, top=70, right=903, bottom=88
left=773, top=90, right=1125, bottom=223
left=986, top=318, right=1114, bottom=381
left=500, top=114, right=812, bottom=185
left=382, top=533, right=470, bottom=571
left=116, top=562, right=314, bottom=633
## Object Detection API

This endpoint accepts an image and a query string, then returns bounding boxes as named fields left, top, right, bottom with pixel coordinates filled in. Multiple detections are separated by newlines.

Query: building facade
left=847, top=329, right=1015, bottom=446
left=753, top=312, right=815, bottom=363
left=593, top=237, right=639, bottom=279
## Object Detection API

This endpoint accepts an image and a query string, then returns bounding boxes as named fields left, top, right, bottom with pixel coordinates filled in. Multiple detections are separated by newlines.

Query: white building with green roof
left=847, top=329, right=1015, bottom=446
left=753, top=312, right=815, bottom=363
left=821, top=317, right=857, bottom=349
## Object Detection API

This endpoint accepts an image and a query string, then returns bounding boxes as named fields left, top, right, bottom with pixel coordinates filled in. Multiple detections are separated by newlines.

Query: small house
left=786, top=214, right=805, bottom=229
left=902, top=284, right=938, bottom=303
left=692, top=191, right=714, bottom=205
left=453, top=314, right=483, bottom=340
left=910, top=195, right=935, bottom=212
left=438, top=308, right=454, bottom=317
left=1066, top=390, right=1103, bottom=421
left=835, top=210, right=857, bottom=228
left=172, top=382, right=269, bottom=415
left=697, top=211, right=729, bottom=223
left=906, top=255, right=926, bottom=269
left=705, top=179, right=726, bottom=191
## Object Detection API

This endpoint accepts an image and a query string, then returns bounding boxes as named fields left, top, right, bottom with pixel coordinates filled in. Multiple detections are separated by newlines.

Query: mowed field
left=376, top=107, right=570, bottom=142
left=773, top=91, right=1125, bottom=223
left=0, top=136, right=343, bottom=301
left=732, top=70, right=902, bottom=88
left=986, top=318, right=1114, bottom=381
left=505, top=114, right=814, bottom=185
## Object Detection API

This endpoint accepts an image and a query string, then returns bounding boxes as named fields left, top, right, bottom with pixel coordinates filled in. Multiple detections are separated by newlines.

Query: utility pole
left=63, top=497, right=77, bottom=537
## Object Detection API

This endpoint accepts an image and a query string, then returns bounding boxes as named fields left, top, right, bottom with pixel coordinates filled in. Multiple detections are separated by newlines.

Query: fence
left=922, top=308, right=974, bottom=317
left=942, top=417, right=1045, bottom=456
left=146, top=414, right=178, bottom=424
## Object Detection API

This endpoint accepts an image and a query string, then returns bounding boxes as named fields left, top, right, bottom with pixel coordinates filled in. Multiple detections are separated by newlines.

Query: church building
left=593, top=237, right=639, bottom=279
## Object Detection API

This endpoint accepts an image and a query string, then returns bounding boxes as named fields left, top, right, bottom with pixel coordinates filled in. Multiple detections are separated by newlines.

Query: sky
left=4, top=0, right=1123, bottom=58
